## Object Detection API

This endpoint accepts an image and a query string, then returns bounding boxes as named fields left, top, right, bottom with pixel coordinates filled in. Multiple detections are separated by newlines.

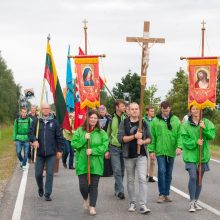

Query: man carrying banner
left=29, top=103, right=64, bottom=201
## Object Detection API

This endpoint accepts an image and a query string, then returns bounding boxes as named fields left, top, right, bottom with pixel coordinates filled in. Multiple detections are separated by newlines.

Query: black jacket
left=118, top=117, right=151, bottom=158
left=29, top=117, right=64, bottom=157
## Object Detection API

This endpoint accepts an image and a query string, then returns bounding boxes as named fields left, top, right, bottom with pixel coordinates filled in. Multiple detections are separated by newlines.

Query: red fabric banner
left=188, top=57, right=218, bottom=109
left=74, top=56, right=101, bottom=108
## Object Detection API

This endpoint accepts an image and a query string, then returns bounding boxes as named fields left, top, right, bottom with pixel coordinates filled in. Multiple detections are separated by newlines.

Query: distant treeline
left=0, top=52, right=20, bottom=123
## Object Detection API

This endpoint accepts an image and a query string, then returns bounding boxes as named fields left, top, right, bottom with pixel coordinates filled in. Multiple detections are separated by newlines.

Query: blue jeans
left=109, top=145, right=125, bottom=195
left=35, top=155, right=55, bottom=196
left=186, top=163, right=208, bottom=201
left=62, top=140, right=74, bottom=168
left=157, top=156, right=174, bottom=196
left=16, top=141, right=29, bottom=166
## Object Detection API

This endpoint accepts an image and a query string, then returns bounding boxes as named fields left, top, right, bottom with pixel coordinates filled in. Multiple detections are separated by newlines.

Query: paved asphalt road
left=0, top=156, right=219, bottom=220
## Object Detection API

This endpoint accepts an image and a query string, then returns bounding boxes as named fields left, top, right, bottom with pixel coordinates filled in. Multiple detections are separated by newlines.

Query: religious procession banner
left=74, top=55, right=101, bottom=108
left=188, top=57, right=218, bottom=109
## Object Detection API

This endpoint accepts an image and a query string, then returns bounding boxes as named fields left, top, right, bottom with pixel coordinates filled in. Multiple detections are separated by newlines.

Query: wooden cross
left=126, top=21, right=165, bottom=154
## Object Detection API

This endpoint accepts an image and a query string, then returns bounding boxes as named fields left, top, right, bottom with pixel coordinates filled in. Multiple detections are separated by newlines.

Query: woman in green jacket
left=71, top=110, right=109, bottom=215
left=181, top=105, right=216, bottom=213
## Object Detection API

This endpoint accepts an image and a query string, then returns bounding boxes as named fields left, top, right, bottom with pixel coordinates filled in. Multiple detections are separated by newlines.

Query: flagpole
left=34, top=34, right=50, bottom=163
left=198, top=21, right=206, bottom=185
left=83, top=19, right=91, bottom=185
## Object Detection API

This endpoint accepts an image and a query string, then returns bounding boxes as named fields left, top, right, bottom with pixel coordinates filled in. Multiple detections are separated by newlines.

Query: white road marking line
left=210, top=158, right=220, bottom=163
left=154, top=176, right=220, bottom=216
left=12, top=164, right=29, bottom=220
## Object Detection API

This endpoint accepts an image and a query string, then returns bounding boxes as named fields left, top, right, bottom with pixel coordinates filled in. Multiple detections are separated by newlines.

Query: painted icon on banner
left=194, top=67, right=210, bottom=89
left=82, top=66, right=94, bottom=86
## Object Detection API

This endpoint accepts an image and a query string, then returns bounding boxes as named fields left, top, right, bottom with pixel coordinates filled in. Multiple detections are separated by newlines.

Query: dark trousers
left=62, top=140, right=74, bottom=168
left=35, top=155, right=55, bottom=196
left=78, top=174, right=100, bottom=207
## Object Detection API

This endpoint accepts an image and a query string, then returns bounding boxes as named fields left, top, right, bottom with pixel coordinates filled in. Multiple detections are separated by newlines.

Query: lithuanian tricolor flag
left=44, top=42, right=71, bottom=131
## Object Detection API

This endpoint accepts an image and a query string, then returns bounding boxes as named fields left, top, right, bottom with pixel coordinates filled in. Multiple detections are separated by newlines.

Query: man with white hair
left=29, top=103, right=64, bottom=201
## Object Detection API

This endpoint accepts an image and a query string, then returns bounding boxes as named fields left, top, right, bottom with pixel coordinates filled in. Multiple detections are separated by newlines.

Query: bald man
left=29, top=103, right=64, bottom=201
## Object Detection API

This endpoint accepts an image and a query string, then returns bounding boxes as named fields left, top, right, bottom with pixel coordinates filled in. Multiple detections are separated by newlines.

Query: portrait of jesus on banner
left=194, top=67, right=210, bottom=89
left=188, top=57, right=218, bottom=109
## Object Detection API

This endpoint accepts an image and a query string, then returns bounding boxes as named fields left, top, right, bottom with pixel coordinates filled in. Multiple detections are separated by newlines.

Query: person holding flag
left=181, top=105, right=215, bottom=212
left=71, top=110, right=109, bottom=215
left=29, top=103, right=64, bottom=201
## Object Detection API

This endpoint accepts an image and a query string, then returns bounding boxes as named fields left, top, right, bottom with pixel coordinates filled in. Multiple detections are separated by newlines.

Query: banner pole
left=198, top=21, right=206, bottom=185
left=34, top=78, right=46, bottom=163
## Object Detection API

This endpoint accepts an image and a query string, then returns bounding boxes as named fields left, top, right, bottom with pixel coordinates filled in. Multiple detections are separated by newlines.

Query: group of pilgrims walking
left=13, top=99, right=216, bottom=215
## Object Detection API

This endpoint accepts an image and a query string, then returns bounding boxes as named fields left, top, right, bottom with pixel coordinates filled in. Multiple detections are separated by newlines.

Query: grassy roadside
left=210, top=144, right=220, bottom=160
left=0, top=126, right=17, bottom=198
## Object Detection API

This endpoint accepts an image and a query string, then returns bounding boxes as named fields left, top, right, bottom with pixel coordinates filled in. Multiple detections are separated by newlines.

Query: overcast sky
left=1, top=0, right=220, bottom=105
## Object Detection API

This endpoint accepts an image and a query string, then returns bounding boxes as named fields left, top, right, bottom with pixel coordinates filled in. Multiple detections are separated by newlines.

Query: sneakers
left=189, top=201, right=196, bottom=212
left=139, top=205, right=151, bottom=214
left=148, top=176, right=156, bottom=182
left=45, top=194, right=52, bottom=201
left=194, top=201, right=203, bottom=210
left=164, top=195, right=172, bottom=202
left=83, top=199, right=89, bottom=210
left=22, top=164, right=29, bottom=170
left=117, top=192, right=125, bottom=200
left=157, top=195, right=165, bottom=203
left=89, top=206, right=96, bottom=215
left=128, top=202, right=136, bottom=212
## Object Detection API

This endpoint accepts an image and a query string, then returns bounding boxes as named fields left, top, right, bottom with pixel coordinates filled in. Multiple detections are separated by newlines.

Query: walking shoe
left=38, top=188, right=44, bottom=197
left=157, top=195, right=165, bottom=203
left=164, top=195, right=172, bottom=202
left=83, top=199, right=89, bottom=210
left=148, top=176, right=156, bottom=182
left=89, top=206, right=96, bottom=215
left=117, top=192, right=125, bottom=200
left=194, top=201, right=202, bottom=210
left=22, top=165, right=28, bottom=170
left=128, top=202, right=136, bottom=212
left=45, top=195, right=52, bottom=201
left=63, top=162, right=67, bottom=168
left=189, top=202, right=196, bottom=212
left=139, top=205, right=151, bottom=214
left=69, top=166, right=75, bottom=169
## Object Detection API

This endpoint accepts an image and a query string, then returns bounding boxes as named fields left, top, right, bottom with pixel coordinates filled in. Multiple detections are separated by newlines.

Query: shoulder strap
left=124, top=117, right=131, bottom=135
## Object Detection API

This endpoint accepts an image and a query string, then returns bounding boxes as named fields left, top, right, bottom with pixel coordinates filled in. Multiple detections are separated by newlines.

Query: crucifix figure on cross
left=126, top=21, right=165, bottom=154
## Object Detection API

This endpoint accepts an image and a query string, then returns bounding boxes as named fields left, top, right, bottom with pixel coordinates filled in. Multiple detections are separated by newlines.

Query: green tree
left=100, top=88, right=115, bottom=114
left=112, top=70, right=161, bottom=112
left=166, top=68, right=188, bottom=119
left=112, top=71, right=141, bottom=103
left=0, top=52, right=20, bottom=123
left=144, top=84, right=161, bottom=112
